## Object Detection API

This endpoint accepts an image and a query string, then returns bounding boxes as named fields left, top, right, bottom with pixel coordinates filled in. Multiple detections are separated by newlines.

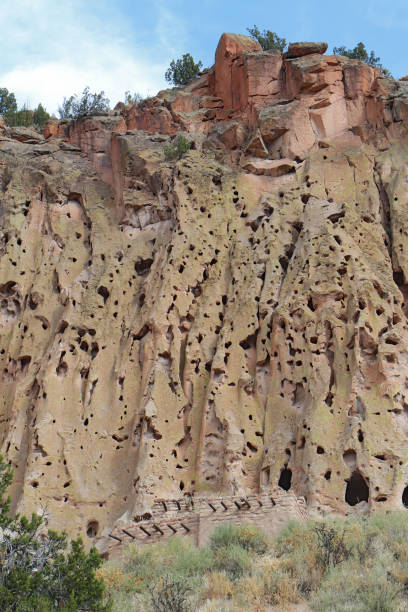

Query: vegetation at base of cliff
left=164, top=134, right=191, bottom=161
left=100, top=513, right=408, bottom=611
left=247, top=25, right=287, bottom=52
left=0, top=454, right=110, bottom=611
left=58, top=87, right=110, bottom=120
left=333, top=41, right=390, bottom=75
left=165, top=53, right=203, bottom=86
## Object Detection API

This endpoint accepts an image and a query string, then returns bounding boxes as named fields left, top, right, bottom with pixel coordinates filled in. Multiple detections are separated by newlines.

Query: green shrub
left=314, top=522, right=352, bottom=570
left=212, top=544, right=251, bottom=581
left=209, top=522, right=268, bottom=555
left=58, top=87, right=110, bottom=120
left=2, top=100, right=50, bottom=130
left=260, top=564, right=299, bottom=607
left=274, top=519, right=323, bottom=595
left=312, top=560, right=398, bottom=612
left=122, top=537, right=211, bottom=589
left=0, top=88, right=17, bottom=116
left=124, top=91, right=143, bottom=106
left=4, top=104, right=33, bottom=128
left=33, top=103, right=50, bottom=129
left=164, top=134, right=191, bottom=161
left=0, top=454, right=110, bottom=611
left=100, top=513, right=408, bottom=610
left=333, top=42, right=390, bottom=75
left=247, top=25, right=287, bottom=52
left=165, top=54, right=203, bottom=86
left=149, top=574, right=192, bottom=612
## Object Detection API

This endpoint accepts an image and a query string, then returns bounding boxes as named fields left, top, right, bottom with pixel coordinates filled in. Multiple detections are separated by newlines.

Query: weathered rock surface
left=286, top=42, right=328, bottom=58
left=2, top=33, right=408, bottom=551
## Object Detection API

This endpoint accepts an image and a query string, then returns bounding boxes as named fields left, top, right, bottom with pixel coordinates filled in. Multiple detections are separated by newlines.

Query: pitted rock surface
left=1, top=33, right=408, bottom=546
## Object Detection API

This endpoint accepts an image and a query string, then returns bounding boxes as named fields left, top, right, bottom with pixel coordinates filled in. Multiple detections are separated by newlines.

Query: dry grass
left=101, top=513, right=408, bottom=612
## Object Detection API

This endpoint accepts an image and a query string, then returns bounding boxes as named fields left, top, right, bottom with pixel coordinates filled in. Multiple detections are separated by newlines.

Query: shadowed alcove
left=345, top=471, right=369, bottom=506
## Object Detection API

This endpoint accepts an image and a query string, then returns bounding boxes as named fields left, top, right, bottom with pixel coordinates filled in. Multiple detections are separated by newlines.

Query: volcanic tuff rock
left=2, top=33, right=408, bottom=550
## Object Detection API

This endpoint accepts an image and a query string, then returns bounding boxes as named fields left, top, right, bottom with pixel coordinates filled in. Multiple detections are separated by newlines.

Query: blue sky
left=1, top=0, right=406, bottom=114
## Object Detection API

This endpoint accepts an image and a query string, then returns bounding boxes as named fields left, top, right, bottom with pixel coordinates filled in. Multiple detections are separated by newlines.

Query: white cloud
left=0, top=0, right=171, bottom=114
left=2, top=55, right=167, bottom=115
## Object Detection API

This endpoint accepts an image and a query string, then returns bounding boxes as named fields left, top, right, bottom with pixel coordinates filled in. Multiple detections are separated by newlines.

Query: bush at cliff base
left=0, top=454, right=111, bottom=611
left=100, top=514, right=408, bottom=611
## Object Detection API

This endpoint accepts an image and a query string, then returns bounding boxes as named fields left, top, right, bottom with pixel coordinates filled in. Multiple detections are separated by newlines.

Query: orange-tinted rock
left=244, top=130, right=269, bottom=158
left=286, top=41, right=328, bottom=58
left=199, top=97, right=224, bottom=109
left=399, top=76, right=408, bottom=81
left=68, top=116, right=126, bottom=185
left=210, top=120, right=247, bottom=150
left=44, top=34, right=406, bottom=164
left=234, top=52, right=283, bottom=116
left=214, top=33, right=262, bottom=109
left=44, top=119, right=70, bottom=139
left=284, top=54, right=343, bottom=98
left=123, top=99, right=180, bottom=135
left=170, top=92, right=201, bottom=113
left=343, top=63, right=377, bottom=99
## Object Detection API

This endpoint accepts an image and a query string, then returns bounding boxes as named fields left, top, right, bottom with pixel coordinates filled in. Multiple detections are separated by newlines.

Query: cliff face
left=2, top=34, right=408, bottom=549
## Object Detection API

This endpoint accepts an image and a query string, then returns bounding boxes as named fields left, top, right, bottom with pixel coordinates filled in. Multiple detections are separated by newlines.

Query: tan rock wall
left=2, top=34, right=408, bottom=548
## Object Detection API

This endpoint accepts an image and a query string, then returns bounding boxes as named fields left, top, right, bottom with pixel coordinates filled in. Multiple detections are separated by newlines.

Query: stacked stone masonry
left=106, top=490, right=307, bottom=557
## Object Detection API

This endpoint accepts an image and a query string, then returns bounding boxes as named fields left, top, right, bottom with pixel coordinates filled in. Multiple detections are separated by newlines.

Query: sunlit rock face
left=2, top=33, right=408, bottom=546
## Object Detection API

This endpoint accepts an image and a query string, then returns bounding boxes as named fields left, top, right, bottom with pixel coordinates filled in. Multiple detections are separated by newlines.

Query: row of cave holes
left=278, top=465, right=408, bottom=508
left=86, top=480, right=408, bottom=540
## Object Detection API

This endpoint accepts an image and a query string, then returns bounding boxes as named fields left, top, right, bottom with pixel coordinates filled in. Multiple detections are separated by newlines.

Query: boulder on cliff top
left=215, top=33, right=263, bottom=110
left=286, top=41, right=328, bottom=58
left=216, top=33, right=262, bottom=58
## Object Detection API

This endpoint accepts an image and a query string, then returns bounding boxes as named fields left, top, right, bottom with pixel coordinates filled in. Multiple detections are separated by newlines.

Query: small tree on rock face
left=164, top=134, right=191, bottom=161
left=165, top=54, right=203, bottom=86
left=247, top=25, right=287, bottom=52
left=333, top=42, right=390, bottom=75
left=58, top=87, right=110, bottom=120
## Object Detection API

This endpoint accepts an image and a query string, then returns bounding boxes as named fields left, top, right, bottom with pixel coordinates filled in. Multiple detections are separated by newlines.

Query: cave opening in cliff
left=278, top=466, right=292, bottom=491
left=86, top=520, right=99, bottom=538
left=345, top=471, right=369, bottom=506
left=402, top=486, right=408, bottom=508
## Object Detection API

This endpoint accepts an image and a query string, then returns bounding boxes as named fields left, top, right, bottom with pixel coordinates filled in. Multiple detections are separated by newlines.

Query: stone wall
left=104, top=490, right=307, bottom=558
